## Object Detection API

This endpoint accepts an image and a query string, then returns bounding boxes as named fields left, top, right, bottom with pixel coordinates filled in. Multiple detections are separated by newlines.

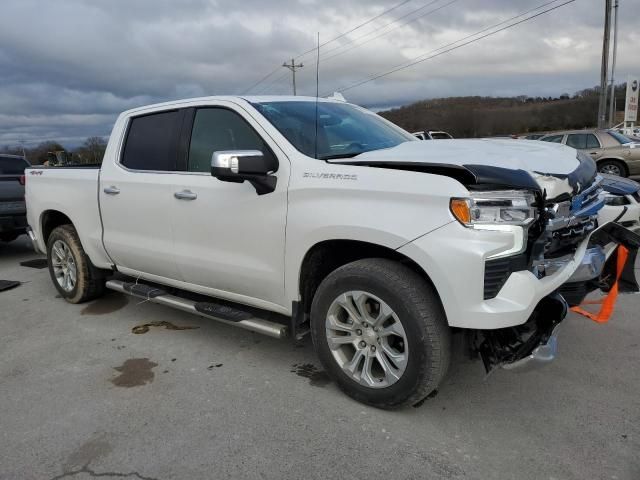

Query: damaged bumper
left=477, top=293, right=567, bottom=373
left=478, top=222, right=640, bottom=373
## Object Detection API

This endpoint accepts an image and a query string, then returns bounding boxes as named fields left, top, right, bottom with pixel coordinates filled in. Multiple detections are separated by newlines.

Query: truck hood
left=329, top=139, right=593, bottom=198
left=333, top=139, right=580, bottom=173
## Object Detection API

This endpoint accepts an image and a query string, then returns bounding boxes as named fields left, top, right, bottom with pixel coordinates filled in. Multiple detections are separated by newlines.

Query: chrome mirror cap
left=211, top=150, right=263, bottom=174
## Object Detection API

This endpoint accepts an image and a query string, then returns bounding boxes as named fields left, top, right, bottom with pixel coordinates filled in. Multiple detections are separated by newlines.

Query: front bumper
left=501, top=326, right=559, bottom=372
left=398, top=221, right=593, bottom=330
left=476, top=293, right=567, bottom=373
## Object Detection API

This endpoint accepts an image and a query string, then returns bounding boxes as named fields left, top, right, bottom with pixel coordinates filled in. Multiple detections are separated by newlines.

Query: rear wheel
left=598, top=159, right=627, bottom=177
left=310, top=258, right=451, bottom=409
left=46, top=225, right=106, bottom=303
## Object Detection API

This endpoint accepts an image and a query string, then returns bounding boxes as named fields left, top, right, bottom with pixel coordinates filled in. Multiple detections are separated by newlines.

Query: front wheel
left=47, top=224, right=105, bottom=303
left=310, top=258, right=451, bottom=409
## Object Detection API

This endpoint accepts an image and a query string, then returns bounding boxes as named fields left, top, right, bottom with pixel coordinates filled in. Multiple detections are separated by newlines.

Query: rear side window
left=566, top=134, right=587, bottom=149
left=188, top=108, right=273, bottom=173
left=0, top=156, right=28, bottom=174
left=585, top=134, right=600, bottom=149
left=121, top=110, right=183, bottom=171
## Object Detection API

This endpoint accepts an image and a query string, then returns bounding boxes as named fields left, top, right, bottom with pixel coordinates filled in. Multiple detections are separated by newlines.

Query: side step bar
left=106, top=279, right=288, bottom=339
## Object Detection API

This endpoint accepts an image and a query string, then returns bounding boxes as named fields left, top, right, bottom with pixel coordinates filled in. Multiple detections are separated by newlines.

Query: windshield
left=252, top=101, right=414, bottom=160
left=608, top=131, right=634, bottom=145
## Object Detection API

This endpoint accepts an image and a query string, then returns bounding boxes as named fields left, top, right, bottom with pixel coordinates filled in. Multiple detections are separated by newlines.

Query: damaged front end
left=475, top=293, right=566, bottom=372
left=474, top=156, right=640, bottom=373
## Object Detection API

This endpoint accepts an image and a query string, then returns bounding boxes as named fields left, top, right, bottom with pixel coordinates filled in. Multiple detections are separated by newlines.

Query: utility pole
left=608, top=0, right=619, bottom=127
left=598, top=0, right=612, bottom=128
left=282, top=58, right=303, bottom=95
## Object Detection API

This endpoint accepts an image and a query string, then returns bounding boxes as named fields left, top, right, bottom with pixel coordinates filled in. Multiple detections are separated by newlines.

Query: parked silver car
left=538, top=129, right=640, bottom=177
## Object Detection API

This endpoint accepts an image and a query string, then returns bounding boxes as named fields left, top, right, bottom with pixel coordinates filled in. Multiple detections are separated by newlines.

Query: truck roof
left=121, top=95, right=345, bottom=117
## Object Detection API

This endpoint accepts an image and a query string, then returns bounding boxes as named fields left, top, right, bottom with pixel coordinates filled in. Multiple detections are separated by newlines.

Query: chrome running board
left=106, top=279, right=288, bottom=339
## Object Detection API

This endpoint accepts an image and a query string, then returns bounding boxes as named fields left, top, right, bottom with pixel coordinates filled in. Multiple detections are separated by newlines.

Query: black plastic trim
left=194, top=302, right=253, bottom=321
left=122, top=282, right=167, bottom=298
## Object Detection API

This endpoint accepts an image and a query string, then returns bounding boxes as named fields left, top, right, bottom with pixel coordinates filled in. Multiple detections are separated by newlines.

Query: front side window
left=121, top=110, right=183, bottom=171
left=252, top=101, right=414, bottom=160
left=540, top=134, right=564, bottom=144
left=188, top=108, right=272, bottom=173
left=566, top=134, right=587, bottom=149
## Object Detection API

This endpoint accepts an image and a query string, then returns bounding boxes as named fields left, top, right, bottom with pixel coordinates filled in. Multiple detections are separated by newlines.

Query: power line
left=240, top=66, right=282, bottom=95
left=321, top=0, right=457, bottom=63
left=242, top=0, right=414, bottom=94
left=295, top=0, right=414, bottom=59
left=253, top=70, right=291, bottom=95
left=326, top=0, right=574, bottom=95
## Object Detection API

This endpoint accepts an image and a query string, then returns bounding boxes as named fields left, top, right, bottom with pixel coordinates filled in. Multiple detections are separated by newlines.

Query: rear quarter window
left=0, top=156, right=29, bottom=174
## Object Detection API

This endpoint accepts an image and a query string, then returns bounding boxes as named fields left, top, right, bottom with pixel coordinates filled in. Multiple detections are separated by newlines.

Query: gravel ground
left=1, top=235, right=638, bottom=480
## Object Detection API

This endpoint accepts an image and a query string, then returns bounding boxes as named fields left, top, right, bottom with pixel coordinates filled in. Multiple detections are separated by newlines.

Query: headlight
left=450, top=190, right=537, bottom=228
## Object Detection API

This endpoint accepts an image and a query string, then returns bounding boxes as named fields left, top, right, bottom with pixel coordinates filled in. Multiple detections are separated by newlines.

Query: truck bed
left=25, top=165, right=112, bottom=268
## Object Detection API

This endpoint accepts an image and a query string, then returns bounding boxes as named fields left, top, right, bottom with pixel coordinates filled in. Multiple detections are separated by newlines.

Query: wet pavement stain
left=63, top=435, right=113, bottom=470
left=132, top=320, right=199, bottom=334
left=81, top=294, right=129, bottom=315
left=291, top=363, right=331, bottom=387
left=110, top=358, right=158, bottom=388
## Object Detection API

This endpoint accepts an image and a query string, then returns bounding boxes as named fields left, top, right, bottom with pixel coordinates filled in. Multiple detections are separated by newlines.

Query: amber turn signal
left=450, top=198, right=471, bottom=225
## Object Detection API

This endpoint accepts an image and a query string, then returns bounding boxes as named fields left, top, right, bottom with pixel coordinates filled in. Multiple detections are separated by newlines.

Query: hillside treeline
left=379, top=84, right=627, bottom=138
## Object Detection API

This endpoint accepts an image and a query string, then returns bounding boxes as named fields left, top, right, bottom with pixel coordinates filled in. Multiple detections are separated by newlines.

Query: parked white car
left=25, top=96, right=640, bottom=408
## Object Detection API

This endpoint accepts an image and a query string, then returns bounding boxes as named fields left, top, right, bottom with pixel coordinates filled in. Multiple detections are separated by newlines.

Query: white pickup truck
left=25, top=96, right=640, bottom=408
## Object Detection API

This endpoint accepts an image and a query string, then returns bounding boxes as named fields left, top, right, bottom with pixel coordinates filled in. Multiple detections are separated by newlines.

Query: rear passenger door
left=100, top=109, right=185, bottom=280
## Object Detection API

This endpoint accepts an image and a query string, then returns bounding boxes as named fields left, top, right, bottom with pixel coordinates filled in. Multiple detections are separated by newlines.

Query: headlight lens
left=450, top=190, right=537, bottom=228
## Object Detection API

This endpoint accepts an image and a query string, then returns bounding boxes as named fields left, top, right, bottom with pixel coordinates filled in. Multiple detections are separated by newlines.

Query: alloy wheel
left=325, top=290, right=408, bottom=388
left=51, top=240, right=77, bottom=292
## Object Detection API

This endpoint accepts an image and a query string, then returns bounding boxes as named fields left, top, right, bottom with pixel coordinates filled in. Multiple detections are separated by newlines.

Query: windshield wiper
left=318, top=152, right=362, bottom=160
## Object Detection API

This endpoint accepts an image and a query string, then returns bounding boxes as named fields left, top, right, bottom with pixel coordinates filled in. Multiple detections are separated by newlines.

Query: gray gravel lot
left=1, top=236, right=639, bottom=480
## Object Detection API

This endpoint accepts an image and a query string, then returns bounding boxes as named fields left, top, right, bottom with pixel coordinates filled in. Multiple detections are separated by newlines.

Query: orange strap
left=570, top=245, right=629, bottom=323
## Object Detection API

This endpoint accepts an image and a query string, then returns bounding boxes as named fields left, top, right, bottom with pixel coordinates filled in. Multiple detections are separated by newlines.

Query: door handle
left=103, top=186, right=120, bottom=195
left=174, top=190, right=197, bottom=200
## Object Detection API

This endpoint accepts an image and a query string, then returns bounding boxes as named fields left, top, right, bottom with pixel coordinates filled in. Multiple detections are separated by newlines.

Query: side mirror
left=211, top=150, right=278, bottom=195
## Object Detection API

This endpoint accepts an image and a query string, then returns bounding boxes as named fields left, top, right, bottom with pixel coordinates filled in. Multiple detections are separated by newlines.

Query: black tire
left=310, top=258, right=451, bottom=409
left=598, top=159, right=627, bottom=177
left=46, top=224, right=106, bottom=303
left=0, top=232, right=20, bottom=242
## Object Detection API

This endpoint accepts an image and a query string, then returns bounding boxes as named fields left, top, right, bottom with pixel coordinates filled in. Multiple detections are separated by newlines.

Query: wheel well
left=597, top=158, right=628, bottom=176
left=298, top=239, right=436, bottom=317
left=41, top=210, right=73, bottom=244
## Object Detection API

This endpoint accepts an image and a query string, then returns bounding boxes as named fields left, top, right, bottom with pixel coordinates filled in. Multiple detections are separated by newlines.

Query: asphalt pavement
left=1, top=235, right=638, bottom=480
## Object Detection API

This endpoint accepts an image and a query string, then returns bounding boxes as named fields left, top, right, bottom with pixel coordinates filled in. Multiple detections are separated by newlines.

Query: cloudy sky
left=1, top=0, right=638, bottom=147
